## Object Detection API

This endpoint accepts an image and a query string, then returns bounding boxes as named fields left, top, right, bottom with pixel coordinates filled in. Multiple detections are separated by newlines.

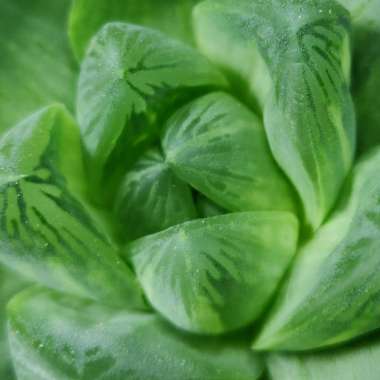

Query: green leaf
left=162, top=92, right=296, bottom=214
left=0, top=105, right=144, bottom=308
left=69, top=0, right=200, bottom=60
left=0, top=0, right=77, bottom=133
left=127, top=212, right=298, bottom=334
left=193, top=0, right=356, bottom=230
left=338, top=0, right=380, bottom=153
left=114, top=148, right=197, bottom=241
left=7, top=287, right=264, bottom=380
left=253, top=147, right=380, bottom=351
left=77, top=22, right=226, bottom=191
left=0, top=267, right=28, bottom=380
left=266, top=334, right=380, bottom=380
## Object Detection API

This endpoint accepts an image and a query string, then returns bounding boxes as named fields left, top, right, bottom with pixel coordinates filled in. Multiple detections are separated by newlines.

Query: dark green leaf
left=127, top=212, right=298, bottom=334
left=254, top=147, right=380, bottom=351
left=77, top=22, right=227, bottom=191
left=193, top=0, right=356, bottom=230
left=0, top=105, right=144, bottom=308
left=114, top=148, right=197, bottom=241
left=7, top=287, right=264, bottom=380
left=163, top=92, right=296, bottom=214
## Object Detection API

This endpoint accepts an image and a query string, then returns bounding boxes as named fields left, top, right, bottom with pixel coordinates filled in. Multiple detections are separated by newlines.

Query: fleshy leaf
left=114, top=148, right=197, bottom=241
left=162, top=92, right=296, bottom=214
left=0, top=267, right=28, bottom=380
left=127, top=212, right=298, bottom=334
left=254, top=147, right=380, bottom=351
left=77, top=22, right=226, bottom=191
left=0, top=0, right=77, bottom=133
left=267, top=334, right=380, bottom=380
left=7, top=287, right=264, bottom=380
left=69, top=0, right=200, bottom=60
left=0, top=106, right=143, bottom=308
left=193, top=0, right=356, bottom=230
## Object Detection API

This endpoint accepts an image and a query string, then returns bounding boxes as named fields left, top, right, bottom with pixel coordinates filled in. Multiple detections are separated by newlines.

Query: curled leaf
left=194, top=0, right=356, bottom=230
left=114, top=148, right=197, bottom=241
left=254, top=147, right=380, bottom=351
left=77, top=22, right=226, bottom=191
left=127, top=212, right=298, bottom=334
left=162, top=92, right=296, bottom=214
left=0, top=105, right=144, bottom=308
left=7, top=287, right=264, bottom=380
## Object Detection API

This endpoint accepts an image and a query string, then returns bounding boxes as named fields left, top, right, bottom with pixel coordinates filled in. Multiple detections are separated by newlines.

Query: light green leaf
left=0, top=105, right=144, bottom=308
left=114, top=148, right=197, bottom=241
left=69, top=0, right=200, bottom=60
left=7, top=287, right=264, bottom=380
left=162, top=92, right=296, bottom=214
left=0, top=0, right=77, bottom=133
left=254, top=147, right=380, bottom=351
left=78, top=22, right=226, bottom=191
left=193, top=0, right=356, bottom=230
left=127, top=212, right=298, bottom=334
left=0, top=267, right=28, bottom=380
left=267, top=335, right=380, bottom=380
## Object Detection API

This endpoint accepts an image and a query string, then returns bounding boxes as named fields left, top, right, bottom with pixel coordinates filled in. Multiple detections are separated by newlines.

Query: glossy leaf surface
left=114, top=149, right=197, bottom=241
left=0, top=106, right=143, bottom=308
left=7, top=287, right=264, bottom=380
left=254, top=147, right=380, bottom=351
left=128, top=212, right=298, bottom=334
left=194, top=0, right=356, bottom=230
left=163, top=92, right=296, bottom=214
left=78, top=22, right=226, bottom=190
left=69, top=0, right=199, bottom=60
left=0, top=0, right=77, bottom=133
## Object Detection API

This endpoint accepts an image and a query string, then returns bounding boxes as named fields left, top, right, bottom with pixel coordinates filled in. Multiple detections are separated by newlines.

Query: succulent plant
left=1, top=0, right=380, bottom=379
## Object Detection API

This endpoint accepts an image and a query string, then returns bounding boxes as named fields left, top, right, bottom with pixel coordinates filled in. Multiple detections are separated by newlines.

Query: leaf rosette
left=1, top=0, right=380, bottom=379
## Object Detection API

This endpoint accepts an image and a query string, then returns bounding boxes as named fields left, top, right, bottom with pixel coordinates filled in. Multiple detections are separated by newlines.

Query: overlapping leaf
left=77, top=22, right=226, bottom=191
left=114, top=148, right=197, bottom=241
left=163, top=92, right=296, bottom=214
left=69, top=0, right=200, bottom=60
left=7, top=287, right=264, bottom=380
left=193, top=0, right=356, bottom=230
left=254, top=147, right=380, bottom=351
left=127, top=212, right=298, bottom=334
left=0, top=105, right=143, bottom=308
